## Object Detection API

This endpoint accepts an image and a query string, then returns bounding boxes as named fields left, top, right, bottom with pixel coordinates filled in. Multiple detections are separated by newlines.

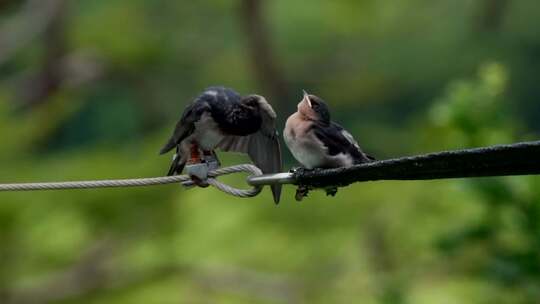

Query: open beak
left=302, top=90, right=312, bottom=108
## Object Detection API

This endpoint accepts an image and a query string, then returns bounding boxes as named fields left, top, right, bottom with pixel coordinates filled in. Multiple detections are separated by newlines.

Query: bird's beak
left=302, top=90, right=312, bottom=108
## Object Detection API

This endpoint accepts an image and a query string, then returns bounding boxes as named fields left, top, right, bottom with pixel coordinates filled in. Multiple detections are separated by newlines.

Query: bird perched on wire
left=160, top=86, right=282, bottom=204
left=284, top=91, right=374, bottom=200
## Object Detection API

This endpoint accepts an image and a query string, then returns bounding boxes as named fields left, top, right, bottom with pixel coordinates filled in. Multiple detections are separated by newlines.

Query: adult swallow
left=284, top=91, right=374, bottom=199
left=160, top=86, right=282, bottom=203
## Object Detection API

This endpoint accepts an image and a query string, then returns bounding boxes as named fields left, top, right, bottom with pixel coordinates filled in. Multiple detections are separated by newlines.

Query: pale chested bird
left=160, top=86, right=282, bottom=204
left=284, top=91, right=374, bottom=170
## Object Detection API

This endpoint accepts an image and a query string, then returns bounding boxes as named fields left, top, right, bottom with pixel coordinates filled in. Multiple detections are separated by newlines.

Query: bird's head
left=298, top=90, right=330, bottom=123
left=241, top=95, right=277, bottom=119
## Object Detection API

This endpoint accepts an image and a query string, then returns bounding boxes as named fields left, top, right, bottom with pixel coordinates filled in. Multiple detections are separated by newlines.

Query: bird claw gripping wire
left=294, top=185, right=339, bottom=201
left=184, top=163, right=211, bottom=187
left=295, top=185, right=309, bottom=201
left=288, top=167, right=308, bottom=201
left=183, top=154, right=223, bottom=188
left=288, top=167, right=340, bottom=201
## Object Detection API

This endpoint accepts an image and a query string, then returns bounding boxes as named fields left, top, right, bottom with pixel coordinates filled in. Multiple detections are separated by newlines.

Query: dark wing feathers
left=313, top=122, right=372, bottom=164
left=159, top=101, right=209, bottom=155
left=160, top=88, right=222, bottom=176
left=248, top=132, right=282, bottom=203
left=218, top=135, right=250, bottom=152
left=161, top=87, right=282, bottom=203
left=166, top=146, right=186, bottom=176
left=160, top=87, right=241, bottom=155
left=216, top=103, right=282, bottom=204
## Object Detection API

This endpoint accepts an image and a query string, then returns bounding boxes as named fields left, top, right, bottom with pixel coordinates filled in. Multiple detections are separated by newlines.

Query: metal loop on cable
left=208, top=164, right=263, bottom=198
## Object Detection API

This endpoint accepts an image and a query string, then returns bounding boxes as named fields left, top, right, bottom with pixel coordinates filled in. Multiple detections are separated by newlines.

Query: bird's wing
left=166, top=146, right=186, bottom=176
left=332, top=122, right=376, bottom=160
left=248, top=130, right=282, bottom=203
left=217, top=103, right=283, bottom=204
left=313, top=122, right=373, bottom=163
left=159, top=100, right=209, bottom=155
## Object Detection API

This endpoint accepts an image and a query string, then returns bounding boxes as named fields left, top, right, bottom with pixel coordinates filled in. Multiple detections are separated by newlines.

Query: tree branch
left=474, top=0, right=509, bottom=32
left=239, top=0, right=290, bottom=111
left=0, top=0, right=66, bottom=67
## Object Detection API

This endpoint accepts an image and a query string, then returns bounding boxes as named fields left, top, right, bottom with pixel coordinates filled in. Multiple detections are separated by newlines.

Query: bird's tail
left=365, top=153, right=376, bottom=162
left=354, top=152, right=376, bottom=165
left=160, top=137, right=178, bottom=155
left=167, top=148, right=186, bottom=176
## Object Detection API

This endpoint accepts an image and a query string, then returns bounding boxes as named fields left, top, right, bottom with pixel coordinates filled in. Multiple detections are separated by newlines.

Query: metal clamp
left=247, top=172, right=295, bottom=186
left=185, top=163, right=210, bottom=181
left=184, top=154, right=222, bottom=187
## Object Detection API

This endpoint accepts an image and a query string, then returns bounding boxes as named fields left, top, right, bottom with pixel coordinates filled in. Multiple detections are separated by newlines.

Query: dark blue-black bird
left=160, top=87, right=282, bottom=203
left=284, top=91, right=373, bottom=170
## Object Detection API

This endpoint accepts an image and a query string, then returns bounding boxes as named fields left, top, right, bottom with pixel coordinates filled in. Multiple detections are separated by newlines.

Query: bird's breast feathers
left=286, top=136, right=326, bottom=169
left=193, top=112, right=224, bottom=150
left=284, top=114, right=356, bottom=169
left=284, top=115, right=324, bottom=169
left=287, top=131, right=355, bottom=169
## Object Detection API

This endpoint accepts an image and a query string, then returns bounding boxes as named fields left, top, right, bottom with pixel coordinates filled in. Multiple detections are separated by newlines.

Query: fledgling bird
left=284, top=91, right=374, bottom=199
left=160, top=86, right=282, bottom=204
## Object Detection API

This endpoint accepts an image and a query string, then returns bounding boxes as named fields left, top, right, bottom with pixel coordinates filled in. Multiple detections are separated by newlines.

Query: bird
left=283, top=91, right=374, bottom=199
left=160, top=86, right=282, bottom=204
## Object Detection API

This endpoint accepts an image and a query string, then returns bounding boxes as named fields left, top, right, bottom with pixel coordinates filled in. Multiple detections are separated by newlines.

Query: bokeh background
left=1, top=0, right=540, bottom=303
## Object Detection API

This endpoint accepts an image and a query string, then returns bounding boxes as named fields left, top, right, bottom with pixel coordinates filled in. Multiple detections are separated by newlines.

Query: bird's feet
left=290, top=166, right=319, bottom=176
left=295, top=185, right=310, bottom=202
left=184, top=150, right=221, bottom=188
left=202, top=151, right=221, bottom=171
left=325, top=187, right=338, bottom=197
left=289, top=166, right=304, bottom=174
left=290, top=167, right=327, bottom=176
left=290, top=166, right=339, bottom=200
left=291, top=167, right=310, bottom=201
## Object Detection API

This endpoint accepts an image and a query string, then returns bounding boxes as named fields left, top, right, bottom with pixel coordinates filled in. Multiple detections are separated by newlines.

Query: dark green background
left=1, top=0, right=539, bottom=303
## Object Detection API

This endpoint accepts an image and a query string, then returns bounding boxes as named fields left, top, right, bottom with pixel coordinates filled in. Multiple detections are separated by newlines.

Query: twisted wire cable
left=0, top=164, right=263, bottom=198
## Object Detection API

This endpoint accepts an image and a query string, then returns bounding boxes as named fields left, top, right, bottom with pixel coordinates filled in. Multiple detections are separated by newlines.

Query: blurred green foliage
left=0, top=0, right=539, bottom=303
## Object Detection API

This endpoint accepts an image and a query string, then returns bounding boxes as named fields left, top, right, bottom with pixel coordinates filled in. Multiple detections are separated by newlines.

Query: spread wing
left=159, top=100, right=209, bottom=155
left=160, top=103, right=195, bottom=155
left=313, top=122, right=374, bottom=164
left=217, top=100, right=283, bottom=204
left=159, top=87, right=238, bottom=176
